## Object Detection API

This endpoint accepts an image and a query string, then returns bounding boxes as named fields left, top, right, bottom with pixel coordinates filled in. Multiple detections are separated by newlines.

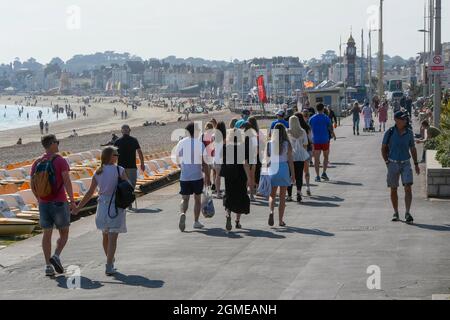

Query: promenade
left=1, top=116, right=449, bottom=300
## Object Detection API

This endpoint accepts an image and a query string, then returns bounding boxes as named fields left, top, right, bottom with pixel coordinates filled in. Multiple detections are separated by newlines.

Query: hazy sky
left=1, top=0, right=448, bottom=64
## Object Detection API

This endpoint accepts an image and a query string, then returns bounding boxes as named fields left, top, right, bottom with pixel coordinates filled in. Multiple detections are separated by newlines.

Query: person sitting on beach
left=16, top=137, right=22, bottom=145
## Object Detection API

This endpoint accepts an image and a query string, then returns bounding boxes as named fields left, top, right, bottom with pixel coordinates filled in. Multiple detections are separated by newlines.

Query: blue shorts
left=387, top=161, right=413, bottom=188
left=180, top=179, right=204, bottom=196
left=39, top=202, right=71, bottom=230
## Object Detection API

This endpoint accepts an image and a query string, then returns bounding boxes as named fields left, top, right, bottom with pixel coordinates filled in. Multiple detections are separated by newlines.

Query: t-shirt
left=31, top=153, right=70, bottom=203
left=175, top=137, right=205, bottom=182
left=382, top=127, right=415, bottom=161
left=94, top=165, right=125, bottom=196
left=309, top=113, right=332, bottom=144
left=270, top=119, right=289, bottom=130
left=114, top=135, right=141, bottom=169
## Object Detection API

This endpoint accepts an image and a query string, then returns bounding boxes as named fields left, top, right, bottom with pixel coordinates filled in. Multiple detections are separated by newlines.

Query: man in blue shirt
left=309, top=103, right=335, bottom=182
left=382, top=111, right=420, bottom=224
left=270, top=109, right=289, bottom=130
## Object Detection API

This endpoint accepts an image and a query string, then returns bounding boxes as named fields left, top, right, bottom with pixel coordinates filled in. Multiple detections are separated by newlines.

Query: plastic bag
left=202, top=187, right=215, bottom=218
left=257, top=174, right=271, bottom=199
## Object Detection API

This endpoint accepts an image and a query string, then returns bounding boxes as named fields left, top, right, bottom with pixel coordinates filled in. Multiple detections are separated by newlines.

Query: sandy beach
left=0, top=95, right=244, bottom=167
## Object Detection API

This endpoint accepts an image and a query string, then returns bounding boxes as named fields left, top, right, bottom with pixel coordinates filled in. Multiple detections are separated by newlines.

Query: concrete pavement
left=0, top=115, right=449, bottom=300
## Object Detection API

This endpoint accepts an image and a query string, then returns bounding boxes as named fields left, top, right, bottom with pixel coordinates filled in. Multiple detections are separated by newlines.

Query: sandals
left=279, top=221, right=287, bottom=227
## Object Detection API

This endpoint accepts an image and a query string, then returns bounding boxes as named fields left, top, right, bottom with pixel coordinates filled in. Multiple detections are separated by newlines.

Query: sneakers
left=268, top=213, right=274, bottom=227
left=391, top=212, right=400, bottom=222
left=321, top=173, right=330, bottom=181
left=105, top=264, right=116, bottom=276
left=226, top=215, right=232, bottom=231
left=250, top=194, right=256, bottom=202
left=179, top=214, right=186, bottom=232
left=193, top=221, right=204, bottom=229
left=45, top=265, right=55, bottom=277
left=286, top=196, right=293, bottom=202
left=297, top=193, right=303, bottom=203
left=405, top=213, right=414, bottom=224
left=315, top=176, right=321, bottom=183
left=306, top=188, right=311, bottom=196
left=49, top=255, right=64, bottom=274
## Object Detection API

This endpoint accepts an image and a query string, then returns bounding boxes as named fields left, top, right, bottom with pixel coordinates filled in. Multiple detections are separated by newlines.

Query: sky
left=0, top=0, right=448, bottom=64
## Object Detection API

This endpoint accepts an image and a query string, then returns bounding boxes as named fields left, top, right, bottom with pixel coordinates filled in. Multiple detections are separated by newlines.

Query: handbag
left=257, top=174, right=271, bottom=199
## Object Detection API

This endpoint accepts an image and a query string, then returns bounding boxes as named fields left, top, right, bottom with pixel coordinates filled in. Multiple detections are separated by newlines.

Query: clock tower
left=345, top=33, right=357, bottom=87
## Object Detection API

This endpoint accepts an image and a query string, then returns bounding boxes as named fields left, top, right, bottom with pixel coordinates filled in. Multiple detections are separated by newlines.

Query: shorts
left=314, top=143, right=330, bottom=151
left=39, top=202, right=71, bottom=230
left=387, top=161, right=413, bottom=188
left=180, top=179, right=204, bottom=196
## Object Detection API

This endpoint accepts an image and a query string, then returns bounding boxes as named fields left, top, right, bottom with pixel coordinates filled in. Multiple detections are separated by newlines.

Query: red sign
left=430, top=55, right=445, bottom=73
left=256, top=76, right=268, bottom=103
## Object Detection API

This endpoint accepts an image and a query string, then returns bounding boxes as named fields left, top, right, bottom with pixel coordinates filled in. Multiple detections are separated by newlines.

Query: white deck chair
left=18, top=189, right=38, bottom=207
left=0, top=194, right=32, bottom=212
left=6, top=168, right=27, bottom=179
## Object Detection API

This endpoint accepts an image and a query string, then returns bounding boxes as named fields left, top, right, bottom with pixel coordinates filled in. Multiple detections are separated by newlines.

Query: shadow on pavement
left=273, top=226, right=335, bottom=237
left=301, top=201, right=340, bottom=208
left=310, top=195, right=345, bottom=202
left=193, top=228, right=243, bottom=239
left=56, top=276, right=103, bottom=290
left=405, top=223, right=450, bottom=232
left=238, top=228, right=286, bottom=239
left=133, top=208, right=163, bottom=214
left=112, top=273, right=165, bottom=288
left=329, top=162, right=355, bottom=166
left=325, top=181, right=363, bottom=187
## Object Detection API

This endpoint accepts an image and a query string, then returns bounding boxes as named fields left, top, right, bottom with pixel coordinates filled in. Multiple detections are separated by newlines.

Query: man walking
left=31, top=134, right=76, bottom=276
left=173, top=122, right=210, bottom=232
left=309, top=103, right=335, bottom=182
left=114, top=125, right=145, bottom=210
left=382, top=111, right=420, bottom=224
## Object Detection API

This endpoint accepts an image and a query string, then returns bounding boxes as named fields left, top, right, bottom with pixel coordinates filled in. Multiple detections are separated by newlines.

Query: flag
left=256, top=76, right=268, bottom=103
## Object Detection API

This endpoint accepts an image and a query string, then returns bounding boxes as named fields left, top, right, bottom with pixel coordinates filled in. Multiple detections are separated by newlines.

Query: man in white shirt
left=174, top=122, right=210, bottom=232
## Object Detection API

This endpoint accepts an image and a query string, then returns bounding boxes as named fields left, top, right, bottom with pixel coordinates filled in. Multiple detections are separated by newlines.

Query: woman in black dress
left=221, top=128, right=251, bottom=231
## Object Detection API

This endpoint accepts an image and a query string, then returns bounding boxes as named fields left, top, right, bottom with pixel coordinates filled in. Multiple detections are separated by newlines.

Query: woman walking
left=351, top=102, right=361, bottom=135
left=74, top=147, right=131, bottom=276
left=378, top=101, right=388, bottom=132
left=221, top=129, right=251, bottom=231
left=287, top=116, right=310, bottom=203
left=242, top=120, right=259, bottom=201
left=268, top=123, right=295, bottom=227
left=213, top=121, right=227, bottom=199
left=299, top=111, right=313, bottom=196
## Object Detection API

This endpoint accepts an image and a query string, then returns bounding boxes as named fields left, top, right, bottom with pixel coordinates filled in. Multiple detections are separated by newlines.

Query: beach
left=0, top=95, right=243, bottom=167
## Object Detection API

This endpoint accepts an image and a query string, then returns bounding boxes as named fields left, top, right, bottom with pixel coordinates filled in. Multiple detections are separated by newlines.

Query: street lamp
left=418, top=28, right=430, bottom=97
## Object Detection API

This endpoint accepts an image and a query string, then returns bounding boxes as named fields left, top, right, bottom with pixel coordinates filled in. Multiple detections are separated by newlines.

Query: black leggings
left=288, top=161, right=305, bottom=197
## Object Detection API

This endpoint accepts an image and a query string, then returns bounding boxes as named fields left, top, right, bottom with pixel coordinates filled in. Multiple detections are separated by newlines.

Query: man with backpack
left=31, top=134, right=76, bottom=276
left=381, top=111, right=420, bottom=224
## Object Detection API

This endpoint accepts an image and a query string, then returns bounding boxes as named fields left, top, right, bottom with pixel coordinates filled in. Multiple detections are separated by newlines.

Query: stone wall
left=427, top=150, right=450, bottom=198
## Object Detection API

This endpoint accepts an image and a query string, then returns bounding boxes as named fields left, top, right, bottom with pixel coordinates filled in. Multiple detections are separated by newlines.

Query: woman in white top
left=287, top=116, right=310, bottom=203
left=74, top=147, right=130, bottom=276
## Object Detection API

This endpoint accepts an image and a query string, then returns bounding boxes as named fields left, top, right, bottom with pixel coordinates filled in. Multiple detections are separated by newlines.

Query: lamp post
left=418, top=29, right=429, bottom=97
left=378, top=0, right=384, bottom=99
left=434, top=0, right=442, bottom=128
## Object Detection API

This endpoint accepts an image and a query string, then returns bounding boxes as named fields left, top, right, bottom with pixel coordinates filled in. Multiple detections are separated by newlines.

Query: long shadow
left=133, top=208, right=163, bottom=214
left=273, top=226, right=335, bottom=237
left=237, top=228, right=286, bottom=239
left=329, top=162, right=355, bottom=166
left=112, top=273, right=165, bottom=288
left=325, top=181, right=364, bottom=187
left=309, top=195, right=345, bottom=203
left=403, top=222, right=450, bottom=232
left=192, top=228, right=243, bottom=239
left=56, top=276, right=104, bottom=290
left=301, top=201, right=340, bottom=208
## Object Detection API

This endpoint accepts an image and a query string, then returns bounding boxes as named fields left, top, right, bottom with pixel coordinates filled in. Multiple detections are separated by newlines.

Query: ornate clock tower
left=345, top=33, right=357, bottom=87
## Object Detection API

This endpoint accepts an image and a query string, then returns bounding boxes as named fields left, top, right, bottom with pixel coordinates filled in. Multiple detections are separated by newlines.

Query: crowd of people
left=174, top=102, right=337, bottom=232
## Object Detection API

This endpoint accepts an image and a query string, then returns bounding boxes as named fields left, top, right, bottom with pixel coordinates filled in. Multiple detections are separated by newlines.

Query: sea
left=0, top=105, right=67, bottom=132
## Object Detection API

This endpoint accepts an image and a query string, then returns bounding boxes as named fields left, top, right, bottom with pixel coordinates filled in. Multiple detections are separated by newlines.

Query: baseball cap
left=394, top=111, right=408, bottom=120
left=276, top=109, right=285, bottom=117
